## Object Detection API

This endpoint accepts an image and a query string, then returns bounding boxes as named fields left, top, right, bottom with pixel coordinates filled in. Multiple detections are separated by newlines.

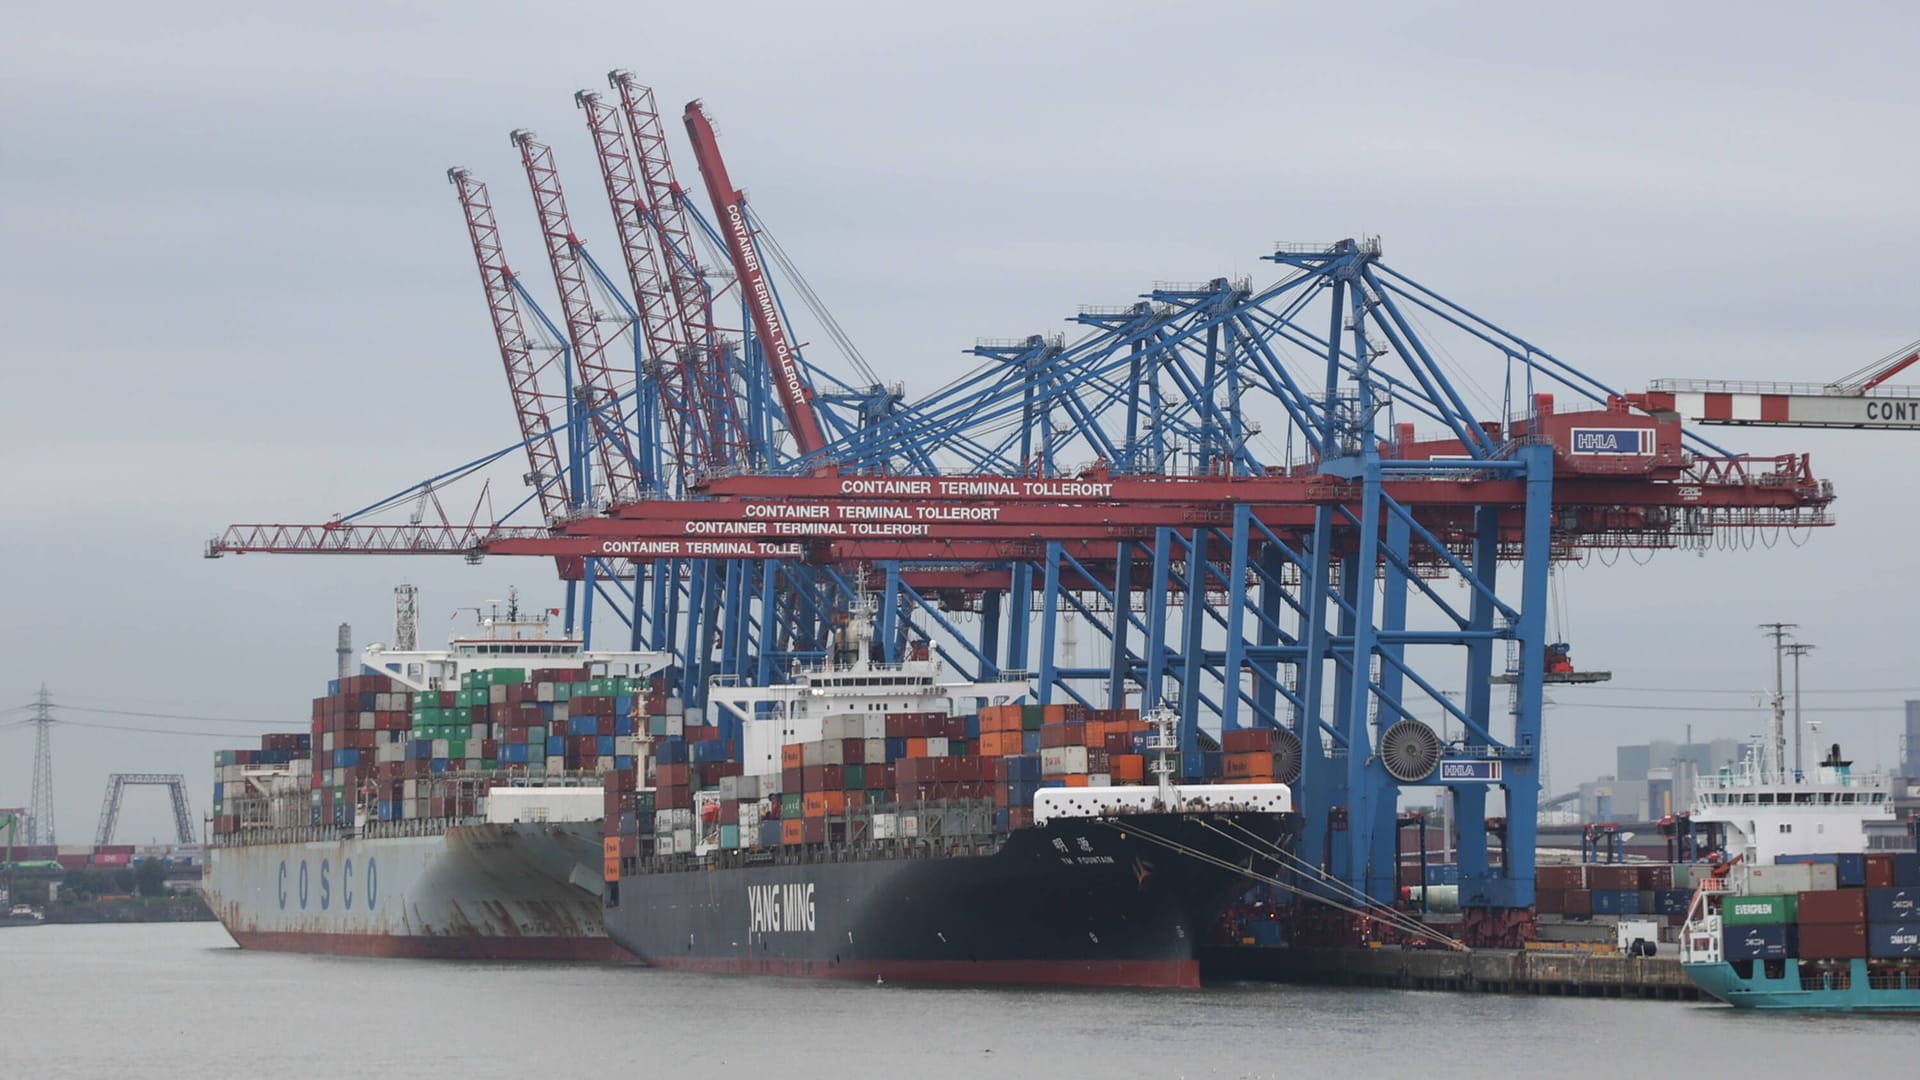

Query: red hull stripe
left=640, top=954, right=1200, bottom=989
left=230, top=929, right=636, bottom=963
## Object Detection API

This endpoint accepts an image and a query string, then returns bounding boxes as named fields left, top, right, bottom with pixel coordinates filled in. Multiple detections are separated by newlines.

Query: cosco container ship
left=602, top=595, right=1304, bottom=988
left=1679, top=742, right=1920, bottom=1009
left=203, top=595, right=668, bottom=960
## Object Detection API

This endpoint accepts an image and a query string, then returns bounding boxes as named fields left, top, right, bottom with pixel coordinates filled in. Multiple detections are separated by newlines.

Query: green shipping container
left=843, top=765, right=865, bottom=790
left=486, top=668, right=527, bottom=686
left=447, top=739, right=467, bottom=759
left=634, top=791, right=657, bottom=814
left=720, top=825, right=741, bottom=849
left=1021, top=704, right=1045, bottom=730
left=781, top=793, right=803, bottom=818
left=648, top=715, right=668, bottom=736
left=554, top=683, right=572, bottom=702
left=1723, top=893, right=1796, bottom=925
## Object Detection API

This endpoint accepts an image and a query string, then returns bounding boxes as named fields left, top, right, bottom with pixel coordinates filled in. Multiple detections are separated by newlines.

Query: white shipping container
left=322, top=732, right=335, bottom=752
left=862, top=715, right=887, bottom=740
left=1041, top=746, right=1089, bottom=776
left=864, top=738, right=887, bottom=763
left=470, top=724, right=487, bottom=743
left=432, top=739, right=451, bottom=759
left=739, top=804, right=762, bottom=831
left=614, top=736, right=638, bottom=757
left=673, top=828, right=694, bottom=851
left=1088, top=773, right=1112, bottom=787
left=656, top=833, right=677, bottom=856
left=546, top=756, right=568, bottom=773
left=359, top=711, right=376, bottom=730
left=873, top=813, right=898, bottom=840
left=666, top=715, right=685, bottom=737
left=926, top=737, right=949, bottom=757
left=536, top=683, right=555, bottom=703
left=403, top=779, right=418, bottom=799
left=902, top=814, right=920, bottom=838
left=654, top=810, right=676, bottom=835
left=1747, top=863, right=1837, bottom=893
left=554, top=702, right=570, bottom=722
left=820, top=715, right=860, bottom=741
left=490, top=685, right=508, bottom=705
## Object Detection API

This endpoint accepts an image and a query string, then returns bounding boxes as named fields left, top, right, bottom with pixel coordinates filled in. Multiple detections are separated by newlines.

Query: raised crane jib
left=681, top=101, right=827, bottom=460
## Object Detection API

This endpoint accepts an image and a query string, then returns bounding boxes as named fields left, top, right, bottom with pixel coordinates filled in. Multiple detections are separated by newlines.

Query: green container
left=781, top=793, right=803, bottom=818
left=634, top=790, right=657, bottom=814
left=528, top=726, right=545, bottom=744
left=1022, top=705, right=1044, bottom=731
left=486, top=668, right=527, bottom=686
left=648, top=715, right=668, bottom=736
left=447, top=739, right=467, bottom=759
left=948, top=739, right=969, bottom=757
left=554, top=683, right=572, bottom=702
left=720, top=825, right=741, bottom=849
left=843, top=765, right=866, bottom=790
left=1723, top=893, right=1796, bottom=925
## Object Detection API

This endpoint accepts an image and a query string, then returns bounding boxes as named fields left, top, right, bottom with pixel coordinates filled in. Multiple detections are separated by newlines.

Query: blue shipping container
left=1836, top=852, right=1867, bottom=888
left=614, top=715, right=635, bottom=736
left=655, top=740, right=687, bottom=765
left=1591, top=889, right=1642, bottom=915
left=1868, top=923, right=1920, bottom=958
left=597, top=735, right=616, bottom=756
left=1654, top=889, right=1693, bottom=915
left=1723, top=924, right=1795, bottom=961
left=1423, top=864, right=1462, bottom=886
left=614, top=695, right=633, bottom=716
left=1022, top=731, right=1042, bottom=754
left=1895, top=853, right=1920, bottom=887
left=545, top=735, right=566, bottom=757
left=1867, top=886, right=1920, bottom=923
left=502, top=744, right=529, bottom=764
left=614, top=755, right=635, bottom=770
left=569, top=716, right=601, bottom=738
left=333, top=749, right=360, bottom=768
left=1775, top=852, right=1839, bottom=865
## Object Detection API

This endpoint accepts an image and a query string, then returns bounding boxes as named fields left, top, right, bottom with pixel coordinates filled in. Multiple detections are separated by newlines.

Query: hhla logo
left=748, top=882, right=817, bottom=935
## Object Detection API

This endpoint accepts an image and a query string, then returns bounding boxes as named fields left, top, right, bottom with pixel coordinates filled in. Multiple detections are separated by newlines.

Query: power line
left=1569, top=702, right=1905, bottom=714
left=51, top=705, right=271, bottom=726
left=43, top=718, right=252, bottom=739
left=1577, top=686, right=1920, bottom=696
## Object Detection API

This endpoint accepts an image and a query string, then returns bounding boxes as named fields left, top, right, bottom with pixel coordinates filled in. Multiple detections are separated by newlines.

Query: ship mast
left=1760, top=622, right=1797, bottom=783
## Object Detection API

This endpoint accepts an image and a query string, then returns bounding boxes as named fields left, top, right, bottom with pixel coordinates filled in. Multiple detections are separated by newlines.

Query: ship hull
left=202, top=822, right=632, bottom=962
left=607, top=810, right=1300, bottom=988
left=1685, top=959, right=1920, bottom=1011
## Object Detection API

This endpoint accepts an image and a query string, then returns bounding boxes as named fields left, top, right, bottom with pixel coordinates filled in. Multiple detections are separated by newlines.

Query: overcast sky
left=4, top=2, right=1918, bottom=842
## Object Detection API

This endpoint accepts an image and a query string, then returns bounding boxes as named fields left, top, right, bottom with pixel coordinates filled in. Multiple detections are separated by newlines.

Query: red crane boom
left=446, top=168, right=573, bottom=522
left=613, top=73, right=751, bottom=471
left=510, top=130, right=644, bottom=505
left=576, top=89, right=706, bottom=476
left=682, top=101, right=827, bottom=459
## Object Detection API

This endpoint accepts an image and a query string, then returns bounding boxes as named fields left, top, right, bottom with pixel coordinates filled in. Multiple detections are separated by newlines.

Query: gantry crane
left=1636, top=338, right=1920, bottom=428
left=208, top=79, right=1846, bottom=946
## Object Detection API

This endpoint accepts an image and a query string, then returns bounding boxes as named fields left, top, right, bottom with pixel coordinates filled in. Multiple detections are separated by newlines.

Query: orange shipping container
left=906, top=737, right=929, bottom=758
left=1042, top=704, right=1069, bottom=724
left=781, top=744, right=805, bottom=769
left=979, top=731, right=1021, bottom=757
left=823, top=790, right=847, bottom=814
left=602, top=837, right=621, bottom=882
left=781, top=818, right=805, bottom=845
left=1224, top=752, right=1273, bottom=780
left=803, top=791, right=829, bottom=818
left=1063, top=773, right=1090, bottom=788
left=1111, top=754, right=1145, bottom=782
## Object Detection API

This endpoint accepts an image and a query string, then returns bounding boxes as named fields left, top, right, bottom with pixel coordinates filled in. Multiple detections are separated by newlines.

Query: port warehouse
left=205, top=68, right=1856, bottom=948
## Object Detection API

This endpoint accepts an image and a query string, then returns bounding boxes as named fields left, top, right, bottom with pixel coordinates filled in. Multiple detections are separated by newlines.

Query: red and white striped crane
left=511, top=129, right=645, bottom=505
left=1635, top=339, right=1920, bottom=429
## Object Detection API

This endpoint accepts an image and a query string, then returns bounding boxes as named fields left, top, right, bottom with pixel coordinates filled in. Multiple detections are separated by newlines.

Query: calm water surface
left=1, top=923, right=1911, bottom=1078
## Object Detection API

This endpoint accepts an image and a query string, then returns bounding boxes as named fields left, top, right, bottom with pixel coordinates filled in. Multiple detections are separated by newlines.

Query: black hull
left=607, top=811, right=1301, bottom=988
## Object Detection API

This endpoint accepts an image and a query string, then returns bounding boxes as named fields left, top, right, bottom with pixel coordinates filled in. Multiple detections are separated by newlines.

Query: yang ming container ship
left=203, top=596, right=669, bottom=960
left=602, top=595, right=1304, bottom=988
left=1679, top=740, right=1920, bottom=1009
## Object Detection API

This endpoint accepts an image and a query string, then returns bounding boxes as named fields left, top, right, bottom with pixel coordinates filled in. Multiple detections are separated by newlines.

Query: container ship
left=1679, top=742, right=1920, bottom=1009
left=602, top=597, right=1304, bottom=989
left=202, top=597, right=669, bottom=960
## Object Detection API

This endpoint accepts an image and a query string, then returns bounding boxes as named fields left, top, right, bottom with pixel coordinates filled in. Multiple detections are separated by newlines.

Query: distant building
left=1583, top=739, right=1741, bottom=823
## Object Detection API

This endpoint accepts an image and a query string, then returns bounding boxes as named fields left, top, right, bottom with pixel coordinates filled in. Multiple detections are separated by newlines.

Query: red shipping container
left=1537, top=865, right=1585, bottom=890
left=1798, top=921, right=1869, bottom=959
left=1798, top=888, right=1868, bottom=924
left=1587, top=865, right=1637, bottom=891
left=1563, top=889, right=1593, bottom=915
left=839, top=738, right=866, bottom=765
left=1866, top=854, right=1897, bottom=888
left=781, top=766, right=804, bottom=793
left=1222, top=728, right=1275, bottom=754
left=1535, top=888, right=1566, bottom=914
left=802, top=818, right=827, bottom=844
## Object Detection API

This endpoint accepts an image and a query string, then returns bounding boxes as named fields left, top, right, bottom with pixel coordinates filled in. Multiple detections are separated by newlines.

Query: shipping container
left=1723, top=894, right=1796, bottom=925
left=1867, top=923, right=1920, bottom=958
left=1866, top=886, right=1920, bottom=924
left=1723, top=924, right=1796, bottom=961
left=1797, top=888, right=1868, bottom=925
left=1798, top=921, right=1869, bottom=959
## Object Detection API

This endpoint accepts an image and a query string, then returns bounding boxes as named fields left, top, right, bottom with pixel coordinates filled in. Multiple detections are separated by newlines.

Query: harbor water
left=1, top=923, right=1912, bottom=1078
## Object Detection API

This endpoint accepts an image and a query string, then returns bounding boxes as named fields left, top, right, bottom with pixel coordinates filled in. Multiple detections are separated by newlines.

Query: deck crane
left=612, top=73, right=754, bottom=474
left=1635, top=338, right=1920, bottom=428
left=682, top=101, right=828, bottom=461
left=510, top=130, right=647, bottom=506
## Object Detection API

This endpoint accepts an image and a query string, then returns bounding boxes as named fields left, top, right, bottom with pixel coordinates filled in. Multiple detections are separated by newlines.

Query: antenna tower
left=1759, top=622, right=1798, bottom=783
